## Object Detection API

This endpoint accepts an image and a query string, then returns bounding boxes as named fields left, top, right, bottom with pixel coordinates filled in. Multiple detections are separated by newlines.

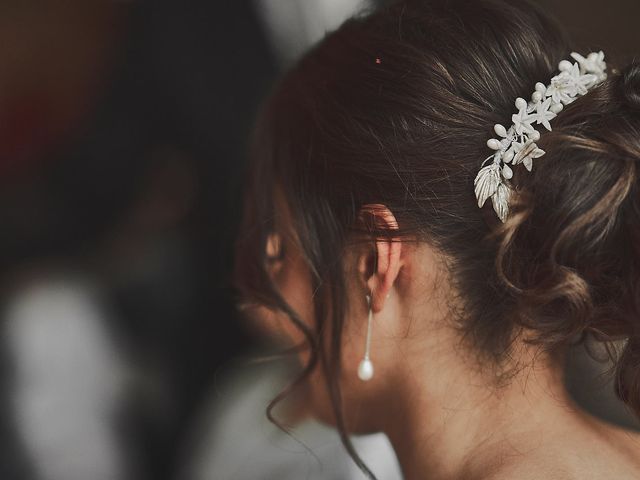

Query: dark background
left=0, top=1, right=637, bottom=479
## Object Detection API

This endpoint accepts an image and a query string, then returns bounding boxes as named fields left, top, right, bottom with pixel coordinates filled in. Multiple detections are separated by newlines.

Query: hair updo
left=233, top=0, right=640, bottom=476
left=499, top=53, right=640, bottom=409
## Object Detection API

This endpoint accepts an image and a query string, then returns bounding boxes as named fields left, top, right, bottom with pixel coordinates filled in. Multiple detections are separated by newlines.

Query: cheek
left=248, top=250, right=380, bottom=429
left=250, top=255, right=316, bottom=352
left=247, top=305, right=305, bottom=347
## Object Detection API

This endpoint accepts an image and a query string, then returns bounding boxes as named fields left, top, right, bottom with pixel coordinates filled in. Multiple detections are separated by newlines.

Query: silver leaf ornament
left=474, top=162, right=501, bottom=208
left=513, top=140, right=545, bottom=169
left=475, top=51, right=607, bottom=223
left=491, top=182, right=511, bottom=223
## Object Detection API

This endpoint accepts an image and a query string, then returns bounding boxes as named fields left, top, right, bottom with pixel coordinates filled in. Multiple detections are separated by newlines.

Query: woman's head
left=234, top=0, right=640, bottom=474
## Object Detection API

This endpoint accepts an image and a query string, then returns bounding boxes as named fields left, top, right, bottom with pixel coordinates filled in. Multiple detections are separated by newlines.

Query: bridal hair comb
left=474, top=51, right=608, bottom=223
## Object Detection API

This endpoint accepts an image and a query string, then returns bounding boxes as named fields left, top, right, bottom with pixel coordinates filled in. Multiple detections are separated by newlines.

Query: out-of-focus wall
left=536, top=0, right=640, bottom=61
left=255, top=0, right=374, bottom=64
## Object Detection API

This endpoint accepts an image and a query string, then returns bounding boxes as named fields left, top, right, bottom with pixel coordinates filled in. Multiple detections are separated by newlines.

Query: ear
left=356, top=204, right=402, bottom=313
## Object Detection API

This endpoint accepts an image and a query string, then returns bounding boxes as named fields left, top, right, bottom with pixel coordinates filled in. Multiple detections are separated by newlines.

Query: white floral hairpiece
left=474, top=50, right=608, bottom=223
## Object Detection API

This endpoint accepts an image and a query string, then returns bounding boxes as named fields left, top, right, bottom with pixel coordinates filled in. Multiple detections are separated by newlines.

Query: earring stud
left=357, top=294, right=374, bottom=381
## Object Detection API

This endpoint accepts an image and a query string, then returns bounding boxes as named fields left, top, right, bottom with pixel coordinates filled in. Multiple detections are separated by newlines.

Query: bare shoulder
left=604, top=422, right=640, bottom=465
left=478, top=458, right=575, bottom=480
left=480, top=423, right=640, bottom=480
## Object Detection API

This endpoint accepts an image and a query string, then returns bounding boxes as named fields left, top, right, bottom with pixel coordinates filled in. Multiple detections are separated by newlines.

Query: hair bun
left=621, top=61, right=640, bottom=111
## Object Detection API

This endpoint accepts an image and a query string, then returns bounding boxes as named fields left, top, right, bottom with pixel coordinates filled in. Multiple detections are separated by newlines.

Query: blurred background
left=0, top=1, right=638, bottom=479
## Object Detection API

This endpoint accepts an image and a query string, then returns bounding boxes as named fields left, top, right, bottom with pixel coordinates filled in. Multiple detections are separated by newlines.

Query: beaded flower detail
left=474, top=51, right=608, bottom=223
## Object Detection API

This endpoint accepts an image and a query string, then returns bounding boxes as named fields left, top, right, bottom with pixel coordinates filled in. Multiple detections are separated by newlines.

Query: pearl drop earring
left=357, top=294, right=374, bottom=381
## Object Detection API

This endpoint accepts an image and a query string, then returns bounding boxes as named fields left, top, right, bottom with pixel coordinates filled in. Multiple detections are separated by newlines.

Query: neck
left=381, top=342, right=585, bottom=480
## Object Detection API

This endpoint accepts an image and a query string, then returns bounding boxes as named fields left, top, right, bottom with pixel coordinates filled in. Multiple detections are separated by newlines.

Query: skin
left=247, top=189, right=640, bottom=480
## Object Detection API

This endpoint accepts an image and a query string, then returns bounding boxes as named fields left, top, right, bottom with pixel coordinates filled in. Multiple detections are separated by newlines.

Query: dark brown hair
left=233, top=0, right=640, bottom=477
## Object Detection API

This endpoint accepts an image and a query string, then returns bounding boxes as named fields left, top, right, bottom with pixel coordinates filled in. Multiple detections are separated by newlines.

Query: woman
left=233, top=0, right=640, bottom=478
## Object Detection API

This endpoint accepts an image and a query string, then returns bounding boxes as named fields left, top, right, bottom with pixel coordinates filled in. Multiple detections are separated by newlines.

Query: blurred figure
left=0, top=0, right=272, bottom=479
left=4, top=278, right=131, bottom=480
